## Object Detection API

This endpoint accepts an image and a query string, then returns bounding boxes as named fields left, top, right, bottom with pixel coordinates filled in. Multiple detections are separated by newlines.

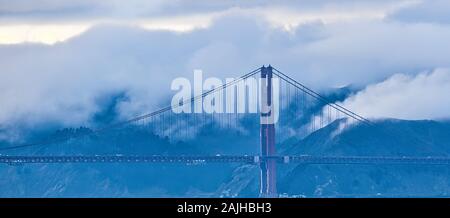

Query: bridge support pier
left=260, top=65, right=277, bottom=198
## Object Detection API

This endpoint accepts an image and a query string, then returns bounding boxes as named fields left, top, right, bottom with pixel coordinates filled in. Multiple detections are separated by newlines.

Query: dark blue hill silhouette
left=276, top=119, right=450, bottom=197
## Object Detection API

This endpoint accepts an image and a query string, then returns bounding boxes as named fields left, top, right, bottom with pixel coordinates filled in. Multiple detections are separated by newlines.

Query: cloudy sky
left=1, top=0, right=450, bottom=133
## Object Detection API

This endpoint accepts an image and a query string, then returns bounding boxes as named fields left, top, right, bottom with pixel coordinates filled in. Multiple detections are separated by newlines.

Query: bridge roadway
left=2, top=155, right=450, bottom=165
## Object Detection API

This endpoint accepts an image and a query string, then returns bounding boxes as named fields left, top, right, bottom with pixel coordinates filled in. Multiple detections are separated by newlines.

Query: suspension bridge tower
left=260, top=65, right=277, bottom=197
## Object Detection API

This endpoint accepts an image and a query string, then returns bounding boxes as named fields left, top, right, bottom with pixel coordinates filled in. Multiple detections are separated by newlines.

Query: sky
left=1, top=0, right=450, bottom=135
left=0, top=0, right=415, bottom=44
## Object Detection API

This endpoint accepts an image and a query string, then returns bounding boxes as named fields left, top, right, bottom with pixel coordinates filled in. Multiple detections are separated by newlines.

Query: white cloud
left=296, top=21, right=450, bottom=86
left=340, top=68, right=450, bottom=120
left=387, top=0, right=450, bottom=24
left=1, top=6, right=450, bottom=134
left=0, top=24, right=90, bottom=44
left=0, top=0, right=416, bottom=44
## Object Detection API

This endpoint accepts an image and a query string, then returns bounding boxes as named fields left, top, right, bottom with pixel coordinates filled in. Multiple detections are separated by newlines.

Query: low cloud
left=340, top=68, right=450, bottom=120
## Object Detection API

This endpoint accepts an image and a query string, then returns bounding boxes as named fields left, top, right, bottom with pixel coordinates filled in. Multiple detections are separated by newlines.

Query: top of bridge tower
left=261, top=65, right=273, bottom=77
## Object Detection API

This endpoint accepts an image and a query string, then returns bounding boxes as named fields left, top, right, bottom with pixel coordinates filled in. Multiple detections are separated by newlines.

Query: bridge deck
left=1, top=155, right=450, bottom=165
